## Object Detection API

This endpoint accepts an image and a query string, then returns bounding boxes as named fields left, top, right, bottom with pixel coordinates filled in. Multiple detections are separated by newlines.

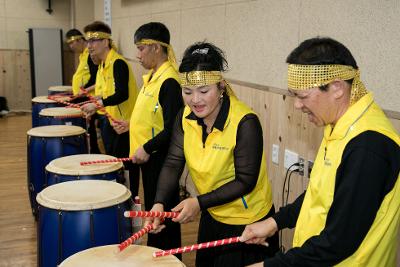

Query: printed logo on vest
left=212, top=143, right=229, bottom=151
left=324, top=158, right=332, bottom=166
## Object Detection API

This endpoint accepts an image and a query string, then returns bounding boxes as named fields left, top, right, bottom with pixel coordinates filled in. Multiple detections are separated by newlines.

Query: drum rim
left=27, top=125, right=86, bottom=137
left=39, top=107, right=82, bottom=117
left=45, top=154, right=123, bottom=175
left=58, top=245, right=185, bottom=267
left=48, top=85, right=72, bottom=91
left=32, top=96, right=57, bottom=104
left=36, top=180, right=131, bottom=210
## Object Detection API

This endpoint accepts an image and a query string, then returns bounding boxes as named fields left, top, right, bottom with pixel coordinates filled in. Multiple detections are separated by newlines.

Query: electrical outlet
left=298, top=157, right=305, bottom=176
left=272, top=144, right=279, bottom=164
left=284, top=149, right=299, bottom=169
left=307, top=160, right=314, bottom=178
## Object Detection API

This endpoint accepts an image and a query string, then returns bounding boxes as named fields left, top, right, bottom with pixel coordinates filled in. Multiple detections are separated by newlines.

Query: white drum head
left=39, top=107, right=82, bottom=117
left=59, top=245, right=185, bottom=267
left=32, top=96, right=57, bottom=104
left=36, top=180, right=131, bottom=210
left=46, top=154, right=123, bottom=175
left=48, top=85, right=72, bottom=92
left=27, top=125, right=85, bottom=137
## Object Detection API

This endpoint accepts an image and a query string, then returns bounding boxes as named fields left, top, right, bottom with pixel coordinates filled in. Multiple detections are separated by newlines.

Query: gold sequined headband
left=287, top=64, right=368, bottom=105
left=136, top=39, right=177, bottom=71
left=85, top=31, right=117, bottom=51
left=180, top=71, right=236, bottom=97
left=66, top=35, right=84, bottom=44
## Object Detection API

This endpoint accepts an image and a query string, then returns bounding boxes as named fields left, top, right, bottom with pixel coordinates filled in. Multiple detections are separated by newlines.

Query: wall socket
left=284, top=149, right=299, bottom=169
left=272, top=144, right=279, bottom=164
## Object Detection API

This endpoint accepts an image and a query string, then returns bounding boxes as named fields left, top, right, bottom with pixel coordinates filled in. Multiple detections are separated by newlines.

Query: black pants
left=137, top=151, right=181, bottom=258
left=196, top=206, right=279, bottom=267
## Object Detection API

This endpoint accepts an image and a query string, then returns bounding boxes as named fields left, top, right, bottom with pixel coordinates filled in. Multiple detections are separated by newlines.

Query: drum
left=27, top=125, right=87, bottom=216
left=59, top=245, right=185, bottom=267
left=31, top=96, right=65, bottom=127
left=48, top=85, right=72, bottom=95
left=45, top=154, right=124, bottom=186
left=37, top=180, right=133, bottom=267
left=38, top=107, right=86, bottom=129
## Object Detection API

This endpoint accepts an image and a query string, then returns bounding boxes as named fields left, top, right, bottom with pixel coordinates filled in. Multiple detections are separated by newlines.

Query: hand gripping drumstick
left=153, top=236, right=242, bottom=258
left=80, top=157, right=134, bottom=166
left=124, top=211, right=179, bottom=219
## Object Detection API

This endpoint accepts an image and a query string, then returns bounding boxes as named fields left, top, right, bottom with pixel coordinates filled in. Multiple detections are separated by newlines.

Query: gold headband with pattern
left=66, top=35, right=84, bottom=44
left=136, top=39, right=177, bottom=71
left=85, top=31, right=117, bottom=51
left=180, top=71, right=236, bottom=97
left=287, top=64, right=368, bottom=105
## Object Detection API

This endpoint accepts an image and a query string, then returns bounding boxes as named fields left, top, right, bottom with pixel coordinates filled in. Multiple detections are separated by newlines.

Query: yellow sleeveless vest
left=95, top=49, right=138, bottom=121
left=293, top=93, right=400, bottom=266
left=129, top=61, right=179, bottom=156
left=72, top=48, right=92, bottom=95
left=182, top=96, right=273, bottom=224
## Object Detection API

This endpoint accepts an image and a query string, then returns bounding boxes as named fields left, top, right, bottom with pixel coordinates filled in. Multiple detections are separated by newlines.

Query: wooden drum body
left=27, top=125, right=87, bottom=216
left=45, top=154, right=124, bottom=186
left=37, top=180, right=133, bottom=267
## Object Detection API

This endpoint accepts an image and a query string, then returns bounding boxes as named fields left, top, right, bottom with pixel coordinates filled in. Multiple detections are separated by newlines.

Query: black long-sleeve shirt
left=154, top=95, right=265, bottom=210
left=143, top=78, right=183, bottom=154
left=83, top=55, right=98, bottom=89
left=267, top=131, right=400, bottom=266
left=102, top=59, right=129, bottom=106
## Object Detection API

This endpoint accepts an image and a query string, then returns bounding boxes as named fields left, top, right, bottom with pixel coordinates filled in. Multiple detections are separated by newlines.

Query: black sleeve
left=197, top=114, right=264, bottom=210
left=154, top=109, right=186, bottom=206
left=272, top=191, right=305, bottom=230
left=83, top=55, right=98, bottom=88
left=102, top=59, right=129, bottom=106
left=264, top=131, right=400, bottom=266
left=143, top=78, right=183, bottom=153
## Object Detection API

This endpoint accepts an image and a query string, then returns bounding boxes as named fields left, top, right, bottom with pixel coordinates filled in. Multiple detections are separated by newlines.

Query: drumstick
left=153, top=236, right=242, bottom=258
left=53, top=114, right=84, bottom=119
left=80, top=157, right=133, bottom=165
left=47, top=96, right=81, bottom=108
left=116, top=223, right=156, bottom=253
left=124, top=211, right=179, bottom=219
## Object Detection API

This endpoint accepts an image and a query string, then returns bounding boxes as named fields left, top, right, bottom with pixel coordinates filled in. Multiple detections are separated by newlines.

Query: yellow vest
left=293, top=93, right=400, bottom=266
left=95, top=49, right=138, bottom=121
left=182, top=96, right=273, bottom=224
left=72, top=48, right=92, bottom=95
left=129, top=61, right=179, bottom=156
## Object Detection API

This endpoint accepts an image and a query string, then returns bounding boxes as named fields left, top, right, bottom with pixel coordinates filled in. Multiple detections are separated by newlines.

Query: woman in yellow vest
left=146, top=42, right=278, bottom=267
left=66, top=28, right=100, bottom=153
left=80, top=21, right=139, bottom=185
left=241, top=37, right=400, bottom=267
left=112, top=22, right=184, bottom=252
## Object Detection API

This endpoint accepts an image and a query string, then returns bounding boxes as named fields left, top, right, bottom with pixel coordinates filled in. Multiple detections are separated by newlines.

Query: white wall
left=101, top=0, right=400, bottom=112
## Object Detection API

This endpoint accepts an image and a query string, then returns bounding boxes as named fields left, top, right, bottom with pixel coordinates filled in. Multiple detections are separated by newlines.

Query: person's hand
left=171, top=197, right=200, bottom=224
left=112, top=119, right=129, bottom=134
left=144, top=203, right=166, bottom=234
left=240, top=217, right=278, bottom=246
left=133, top=146, right=150, bottom=164
left=81, top=102, right=97, bottom=117
left=246, top=262, right=263, bottom=267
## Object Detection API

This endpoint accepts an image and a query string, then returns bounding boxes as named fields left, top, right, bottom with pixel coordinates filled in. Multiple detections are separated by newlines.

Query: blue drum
left=38, top=107, right=86, bottom=129
left=37, top=180, right=133, bottom=267
left=27, top=125, right=87, bottom=216
left=45, top=154, right=124, bottom=186
left=48, top=85, right=72, bottom=96
left=32, top=96, right=64, bottom=127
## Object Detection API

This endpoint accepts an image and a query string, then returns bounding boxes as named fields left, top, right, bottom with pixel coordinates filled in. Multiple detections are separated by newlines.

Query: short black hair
left=286, top=37, right=357, bottom=90
left=134, top=22, right=170, bottom=54
left=83, top=21, right=111, bottom=34
left=65, top=29, right=83, bottom=38
left=179, top=42, right=228, bottom=73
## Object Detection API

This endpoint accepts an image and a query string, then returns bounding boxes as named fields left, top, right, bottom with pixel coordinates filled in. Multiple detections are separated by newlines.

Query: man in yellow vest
left=66, top=28, right=100, bottom=153
left=112, top=22, right=183, bottom=253
left=241, top=37, right=400, bottom=266
left=80, top=21, right=139, bottom=186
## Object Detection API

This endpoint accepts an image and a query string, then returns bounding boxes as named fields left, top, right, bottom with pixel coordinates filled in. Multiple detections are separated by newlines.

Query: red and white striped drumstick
left=54, top=114, right=84, bottom=119
left=47, top=96, right=81, bottom=108
left=80, top=157, right=133, bottom=165
left=117, top=223, right=155, bottom=253
left=153, top=236, right=242, bottom=258
left=124, top=211, right=179, bottom=219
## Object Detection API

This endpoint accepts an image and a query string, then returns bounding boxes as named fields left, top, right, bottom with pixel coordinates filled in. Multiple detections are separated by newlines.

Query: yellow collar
left=143, top=61, right=173, bottom=87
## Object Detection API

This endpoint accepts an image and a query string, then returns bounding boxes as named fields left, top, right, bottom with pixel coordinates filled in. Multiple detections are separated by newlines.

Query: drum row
left=28, top=87, right=184, bottom=266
